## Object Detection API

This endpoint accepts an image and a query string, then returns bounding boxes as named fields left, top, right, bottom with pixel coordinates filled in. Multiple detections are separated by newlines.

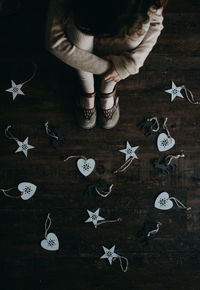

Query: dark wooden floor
left=0, top=0, right=200, bottom=289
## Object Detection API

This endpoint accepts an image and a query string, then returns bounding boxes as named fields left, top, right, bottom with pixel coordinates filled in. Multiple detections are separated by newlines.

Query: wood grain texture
left=0, top=0, right=200, bottom=289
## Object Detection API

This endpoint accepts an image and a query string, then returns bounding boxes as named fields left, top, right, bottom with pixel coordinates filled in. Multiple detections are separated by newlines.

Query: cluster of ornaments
left=3, top=75, right=197, bottom=271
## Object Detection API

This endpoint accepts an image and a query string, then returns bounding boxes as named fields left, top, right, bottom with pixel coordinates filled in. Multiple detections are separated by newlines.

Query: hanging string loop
left=63, top=155, right=87, bottom=162
left=0, top=187, right=21, bottom=199
left=147, top=222, right=162, bottom=237
left=44, top=121, right=58, bottom=140
left=96, top=217, right=122, bottom=228
left=113, top=255, right=129, bottom=272
left=165, top=153, right=185, bottom=166
left=44, top=213, right=52, bottom=239
left=182, top=86, right=200, bottom=105
left=95, top=184, right=114, bottom=197
left=147, top=116, right=160, bottom=132
left=21, top=63, right=38, bottom=86
left=5, top=125, right=19, bottom=142
left=114, top=157, right=134, bottom=174
left=163, top=117, right=172, bottom=143
left=169, top=197, right=191, bottom=211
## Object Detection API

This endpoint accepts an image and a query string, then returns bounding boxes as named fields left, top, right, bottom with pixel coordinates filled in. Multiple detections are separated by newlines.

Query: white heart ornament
left=77, top=158, right=95, bottom=176
left=41, top=233, right=59, bottom=251
left=157, top=133, right=175, bottom=152
left=18, top=182, right=37, bottom=200
left=154, top=192, right=174, bottom=210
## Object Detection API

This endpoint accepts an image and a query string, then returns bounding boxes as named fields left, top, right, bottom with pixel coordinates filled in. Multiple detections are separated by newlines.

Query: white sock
left=100, top=79, right=116, bottom=109
left=77, top=70, right=95, bottom=109
left=80, top=96, right=95, bottom=109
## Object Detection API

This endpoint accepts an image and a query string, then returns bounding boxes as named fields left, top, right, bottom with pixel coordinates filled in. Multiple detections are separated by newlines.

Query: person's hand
left=103, top=55, right=121, bottom=83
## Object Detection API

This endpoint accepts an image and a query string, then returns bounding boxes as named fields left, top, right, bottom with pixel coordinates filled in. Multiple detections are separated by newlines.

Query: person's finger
left=104, top=75, right=112, bottom=80
left=111, top=76, right=117, bottom=81
left=104, top=70, right=113, bottom=77
left=104, top=76, right=109, bottom=80
left=105, top=77, right=114, bottom=82
left=114, top=77, right=120, bottom=82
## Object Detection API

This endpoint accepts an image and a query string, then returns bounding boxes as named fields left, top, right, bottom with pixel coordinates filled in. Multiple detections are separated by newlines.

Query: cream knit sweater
left=45, top=0, right=164, bottom=79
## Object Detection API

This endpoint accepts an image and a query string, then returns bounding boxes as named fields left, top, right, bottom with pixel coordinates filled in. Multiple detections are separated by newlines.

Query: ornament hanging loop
left=182, top=86, right=200, bottom=105
left=113, top=255, right=129, bottom=272
left=0, top=187, right=21, bottom=199
left=5, top=125, right=19, bottom=142
left=165, top=153, right=185, bottom=166
left=147, top=116, right=160, bottom=132
left=44, top=213, right=52, bottom=239
left=44, top=121, right=58, bottom=140
left=95, top=184, right=114, bottom=197
left=114, top=157, right=134, bottom=174
left=163, top=117, right=172, bottom=143
left=96, top=217, right=122, bottom=228
left=21, top=63, right=38, bottom=86
left=147, top=222, right=162, bottom=237
left=169, top=197, right=191, bottom=211
left=63, top=155, right=87, bottom=162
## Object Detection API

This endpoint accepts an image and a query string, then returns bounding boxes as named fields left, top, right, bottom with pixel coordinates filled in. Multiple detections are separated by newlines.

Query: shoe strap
left=76, top=99, right=96, bottom=120
left=82, top=91, right=96, bottom=98
left=100, top=84, right=117, bottom=99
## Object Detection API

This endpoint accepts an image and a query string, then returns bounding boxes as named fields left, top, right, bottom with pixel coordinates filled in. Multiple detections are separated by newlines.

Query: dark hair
left=71, top=0, right=168, bottom=38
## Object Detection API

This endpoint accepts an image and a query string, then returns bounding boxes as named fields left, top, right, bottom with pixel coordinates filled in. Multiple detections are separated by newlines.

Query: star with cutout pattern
left=165, top=81, right=184, bottom=102
left=119, top=141, right=139, bottom=161
left=100, top=245, right=119, bottom=265
left=6, top=80, right=25, bottom=100
left=15, top=137, right=35, bottom=157
left=85, top=209, right=105, bottom=228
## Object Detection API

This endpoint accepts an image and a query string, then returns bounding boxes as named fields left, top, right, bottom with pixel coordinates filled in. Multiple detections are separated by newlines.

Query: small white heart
left=157, top=133, right=175, bottom=152
left=77, top=158, right=95, bottom=177
left=41, top=233, right=59, bottom=251
left=18, top=182, right=37, bottom=200
left=154, top=192, right=174, bottom=210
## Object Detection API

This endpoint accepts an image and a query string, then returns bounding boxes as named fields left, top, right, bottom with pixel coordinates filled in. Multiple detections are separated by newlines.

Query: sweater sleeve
left=45, top=0, right=110, bottom=74
left=109, top=7, right=164, bottom=80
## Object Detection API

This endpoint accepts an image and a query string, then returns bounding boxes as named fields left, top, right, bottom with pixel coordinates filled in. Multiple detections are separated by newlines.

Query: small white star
left=85, top=208, right=104, bottom=228
left=165, top=81, right=184, bottom=102
left=100, top=245, right=119, bottom=265
left=15, top=137, right=35, bottom=157
left=5, top=80, right=25, bottom=100
left=119, top=141, right=139, bottom=161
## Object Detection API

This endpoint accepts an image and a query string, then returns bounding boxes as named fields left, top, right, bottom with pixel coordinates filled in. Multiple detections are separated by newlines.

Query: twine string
left=182, top=86, right=200, bottom=105
left=163, top=117, right=172, bottom=143
left=113, top=255, right=129, bottom=272
left=0, top=187, right=21, bottom=199
left=96, top=218, right=122, bottom=228
left=147, top=117, right=160, bottom=132
left=44, top=121, right=58, bottom=140
left=63, top=155, right=87, bottom=162
left=147, top=222, right=162, bottom=237
left=95, top=184, right=114, bottom=198
left=45, top=213, right=52, bottom=239
left=165, top=153, right=185, bottom=166
left=169, top=197, right=191, bottom=211
left=5, top=125, right=19, bottom=142
left=114, top=157, right=134, bottom=174
left=21, top=63, right=38, bottom=86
